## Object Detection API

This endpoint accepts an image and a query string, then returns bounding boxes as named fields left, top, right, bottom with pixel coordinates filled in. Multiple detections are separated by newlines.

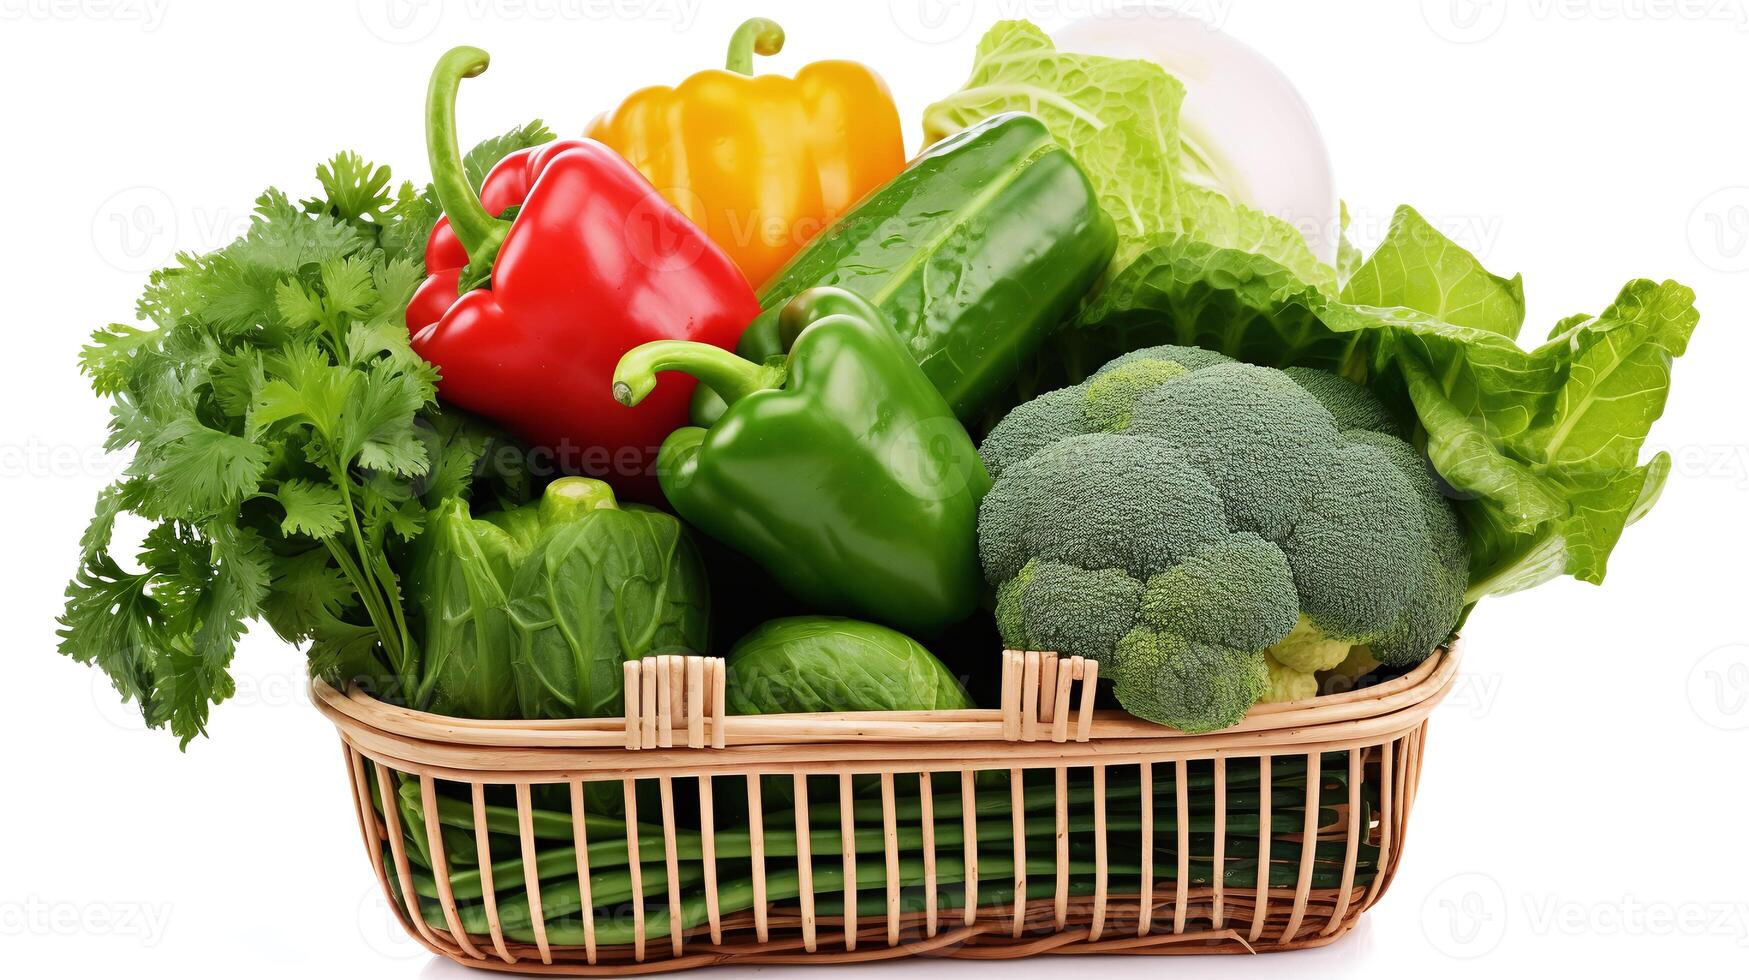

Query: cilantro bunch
left=61, top=126, right=552, bottom=745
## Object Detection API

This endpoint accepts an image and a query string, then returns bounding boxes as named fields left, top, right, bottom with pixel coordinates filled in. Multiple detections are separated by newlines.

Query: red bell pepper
left=406, top=47, right=758, bottom=497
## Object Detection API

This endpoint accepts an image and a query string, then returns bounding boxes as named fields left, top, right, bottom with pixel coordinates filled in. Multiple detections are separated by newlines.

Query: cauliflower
left=979, top=346, right=1468, bottom=732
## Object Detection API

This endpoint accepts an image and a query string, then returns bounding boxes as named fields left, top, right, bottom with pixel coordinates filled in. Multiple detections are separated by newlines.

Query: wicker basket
left=314, top=642, right=1460, bottom=974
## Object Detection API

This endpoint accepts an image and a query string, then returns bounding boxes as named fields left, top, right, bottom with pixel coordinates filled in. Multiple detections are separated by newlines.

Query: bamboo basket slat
left=319, top=644, right=1460, bottom=974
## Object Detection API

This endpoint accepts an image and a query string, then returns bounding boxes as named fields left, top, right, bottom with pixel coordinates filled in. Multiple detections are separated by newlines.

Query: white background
left=2, top=0, right=1746, bottom=975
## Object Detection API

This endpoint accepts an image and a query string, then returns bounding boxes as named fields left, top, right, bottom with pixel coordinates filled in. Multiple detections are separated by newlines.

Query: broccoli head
left=978, top=345, right=1468, bottom=732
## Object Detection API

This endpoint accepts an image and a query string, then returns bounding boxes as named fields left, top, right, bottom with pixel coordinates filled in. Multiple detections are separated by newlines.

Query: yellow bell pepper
left=587, top=18, right=905, bottom=291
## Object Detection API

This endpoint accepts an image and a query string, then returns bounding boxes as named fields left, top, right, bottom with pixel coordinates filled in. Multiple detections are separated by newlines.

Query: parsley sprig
left=61, top=125, right=551, bottom=745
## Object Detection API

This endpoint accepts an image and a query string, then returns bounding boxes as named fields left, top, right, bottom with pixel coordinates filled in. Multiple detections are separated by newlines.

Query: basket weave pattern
left=314, top=644, right=1459, bottom=974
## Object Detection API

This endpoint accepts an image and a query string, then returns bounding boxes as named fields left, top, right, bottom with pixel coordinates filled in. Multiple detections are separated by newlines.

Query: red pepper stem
left=427, top=46, right=509, bottom=269
left=725, top=17, right=784, bottom=75
left=613, top=340, right=784, bottom=411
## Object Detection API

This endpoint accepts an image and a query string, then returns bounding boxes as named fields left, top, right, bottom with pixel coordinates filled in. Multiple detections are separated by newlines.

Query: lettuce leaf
left=924, top=20, right=1328, bottom=285
left=924, top=20, right=1183, bottom=262
left=1070, top=208, right=1696, bottom=598
left=930, top=20, right=1694, bottom=599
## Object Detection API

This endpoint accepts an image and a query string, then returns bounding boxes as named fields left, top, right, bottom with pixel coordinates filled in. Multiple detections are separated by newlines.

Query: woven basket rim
left=312, top=641, right=1460, bottom=759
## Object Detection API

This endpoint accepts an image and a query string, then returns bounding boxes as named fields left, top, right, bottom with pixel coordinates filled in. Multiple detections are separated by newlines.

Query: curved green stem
left=725, top=17, right=784, bottom=74
left=427, top=46, right=509, bottom=270
left=613, top=340, right=784, bottom=410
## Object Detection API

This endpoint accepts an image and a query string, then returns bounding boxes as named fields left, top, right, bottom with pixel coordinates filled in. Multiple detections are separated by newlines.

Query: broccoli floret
left=977, top=434, right=1227, bottom=583
left=1084, top=359, right=1187, bottom=431
left=998, top=560, right=1141, bottom=661
left=1262, top=652, right=1318, bottom=704
left=1124, top=362, right=1341, bottom=540
left=1268, top=615, right=1353, bottom=673
left=1139, top=533, right=1298, bottom=650
left=1097, top=344, right=1234, bottom=375
left=979, top=385, right=1089, bottom=479
left=1283, top=366, right=1403, bottom=436
left=1337, top=430, right=1470, bottom=665
left=1111, top=629, right=1270, bottom=733
left=977, top=347, right=1469, bottom=732
left=992, top=560, right=1037, bottom=645
left=1282, top=441, right=1425, bottom=642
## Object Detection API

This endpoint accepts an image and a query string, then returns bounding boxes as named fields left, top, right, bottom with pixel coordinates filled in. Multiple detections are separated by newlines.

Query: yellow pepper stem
left=725, top=17, right=784, bottom=75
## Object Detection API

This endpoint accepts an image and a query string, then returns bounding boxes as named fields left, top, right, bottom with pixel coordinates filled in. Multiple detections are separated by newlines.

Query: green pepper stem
left=540, top=477, right=618, bottom=525
left=427, top=46, right=509, bottom=269
left=725, top=17, right=784, bottom=74
left=613, top=340, right=783, bottom=410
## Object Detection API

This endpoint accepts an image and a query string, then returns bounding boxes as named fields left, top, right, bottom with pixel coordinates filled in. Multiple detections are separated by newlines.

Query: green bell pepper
left=614, top=288, right=991, bottom=635
left=694, top=111, right=1116, bottom=426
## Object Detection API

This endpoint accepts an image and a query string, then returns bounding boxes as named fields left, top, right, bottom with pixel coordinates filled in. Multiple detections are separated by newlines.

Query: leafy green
left=407, top=498, right=533, bottom=720
left=505, top=506, right=710, bottom=722
left=1342, top=206, right=1524, bottom=337
left=1068, top=207, right=1695, bottom=597
left=724, top=617, right=972, bottom=715
left=62, top=131, right=546, bottom=744
left=924, top=20, right=1328, bottom=285
left=923, top=20, right=1181, bottom=266
left=925, top=21, right=1693, bottom=597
